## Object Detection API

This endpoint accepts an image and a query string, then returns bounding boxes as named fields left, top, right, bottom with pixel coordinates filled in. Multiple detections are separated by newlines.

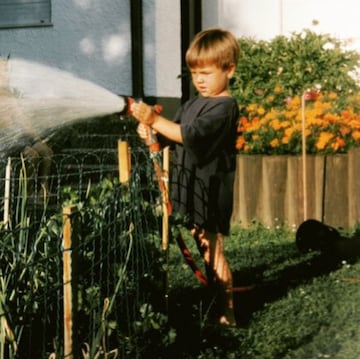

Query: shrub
left=231, top=29, right=360, bottom=155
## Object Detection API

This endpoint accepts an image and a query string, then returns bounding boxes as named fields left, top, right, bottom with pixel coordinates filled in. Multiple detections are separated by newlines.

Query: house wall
left=0, top=1, right=133, bottom=95
left=1, top=1, right=359, bottom=102
left=142, top=0, right=181, bottom=99
left=0, top=0, right=182, bottom=100
left=203, top=0, right=360, bottom=53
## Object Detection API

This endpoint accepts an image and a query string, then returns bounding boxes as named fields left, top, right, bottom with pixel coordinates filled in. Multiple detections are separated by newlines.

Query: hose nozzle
left=127, top=97, right=162, bottom=152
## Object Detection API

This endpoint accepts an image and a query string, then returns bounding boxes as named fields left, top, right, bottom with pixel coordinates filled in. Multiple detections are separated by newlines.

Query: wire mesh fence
left=0, top=117, right=167, bottom=358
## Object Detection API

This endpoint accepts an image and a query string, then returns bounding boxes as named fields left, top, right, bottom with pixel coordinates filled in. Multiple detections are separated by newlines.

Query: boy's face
left=189, top=63, right=235, bottom=98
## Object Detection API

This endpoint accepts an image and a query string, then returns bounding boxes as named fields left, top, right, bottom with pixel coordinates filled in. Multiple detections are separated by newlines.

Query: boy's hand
left=136, top=123, right=151, bottom=141
left=131, top=101, right=157, bottom=126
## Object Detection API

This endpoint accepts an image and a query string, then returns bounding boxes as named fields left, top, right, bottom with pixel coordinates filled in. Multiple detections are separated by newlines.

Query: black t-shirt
left=170, top=96, right=239, bottom=234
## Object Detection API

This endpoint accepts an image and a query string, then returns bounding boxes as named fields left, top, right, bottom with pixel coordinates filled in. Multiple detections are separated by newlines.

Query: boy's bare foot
left=219, top=309, right=236, bottom=326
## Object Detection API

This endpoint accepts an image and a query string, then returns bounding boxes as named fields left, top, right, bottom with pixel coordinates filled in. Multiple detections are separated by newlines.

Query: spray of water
left=0, top=57, right=127, bottom=155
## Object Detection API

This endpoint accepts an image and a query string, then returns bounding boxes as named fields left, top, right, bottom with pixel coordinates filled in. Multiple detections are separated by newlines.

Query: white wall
left=2, top=1, right=359, bottom=100
left=0, top=1, right=132, bottom=95
left=142, top=0, right=182, bottom=98
left=0, top=0, right=182, bottom=99
left=203, top=0, right=360, bottom=52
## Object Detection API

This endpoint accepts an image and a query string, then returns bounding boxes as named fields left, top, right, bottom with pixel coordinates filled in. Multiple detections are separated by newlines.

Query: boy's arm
left=131, top=102, right=183, bottom=144
left=151, top=115, right=182, bottom=144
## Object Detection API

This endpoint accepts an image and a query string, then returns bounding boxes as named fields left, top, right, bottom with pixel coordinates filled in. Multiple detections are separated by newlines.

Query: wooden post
left=301, top=93, right=308, bottom=220
left=63, top=206, right=75, bottom=359
left=3, top=157, right=11, bottom=227
left=118, top=140, right=131, bottom=183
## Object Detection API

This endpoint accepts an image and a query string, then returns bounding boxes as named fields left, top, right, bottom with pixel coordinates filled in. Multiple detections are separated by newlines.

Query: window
left=0, top=0, right=51, bottom=29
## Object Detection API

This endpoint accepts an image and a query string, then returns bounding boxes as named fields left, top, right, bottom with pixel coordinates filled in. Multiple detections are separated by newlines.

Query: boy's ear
left=226, top=63, right=236, bottom=79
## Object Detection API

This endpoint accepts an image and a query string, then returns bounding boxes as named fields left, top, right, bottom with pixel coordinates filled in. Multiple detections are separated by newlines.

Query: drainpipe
left=130, top=0, right=144, bottom=99
left=180, top=0, right=202, bottom=103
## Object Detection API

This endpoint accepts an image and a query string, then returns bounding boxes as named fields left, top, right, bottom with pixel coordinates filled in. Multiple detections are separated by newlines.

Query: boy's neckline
left=198, top=95, right=233, bottom=99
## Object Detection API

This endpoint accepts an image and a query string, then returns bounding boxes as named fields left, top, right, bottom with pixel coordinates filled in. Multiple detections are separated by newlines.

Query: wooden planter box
left=231, top=147, right=360, bottom=229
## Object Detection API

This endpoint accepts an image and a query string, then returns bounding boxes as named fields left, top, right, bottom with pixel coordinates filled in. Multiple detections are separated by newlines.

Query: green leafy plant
left=231, top=29, right=360, bottom=155
left=0, top=161, right=62, bottom=359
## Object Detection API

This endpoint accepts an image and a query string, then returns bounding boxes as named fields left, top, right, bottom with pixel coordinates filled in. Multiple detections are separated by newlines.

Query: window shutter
left=0, top=0, right=51, bottom=29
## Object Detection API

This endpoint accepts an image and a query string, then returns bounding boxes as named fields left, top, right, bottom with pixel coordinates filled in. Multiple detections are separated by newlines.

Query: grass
left=164, top=221, right=360, bottom=359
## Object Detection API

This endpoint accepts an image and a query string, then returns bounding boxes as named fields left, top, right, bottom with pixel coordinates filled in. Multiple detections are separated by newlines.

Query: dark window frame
left=180, top=0, right=202, bottom=103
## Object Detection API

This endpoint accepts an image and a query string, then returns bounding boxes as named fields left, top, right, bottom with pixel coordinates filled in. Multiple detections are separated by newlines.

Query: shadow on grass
left=232, top=242, right=342, bottom=326
left=167, top=285, right=243, bottom=358
left=165, top=236, right=358, bottom=357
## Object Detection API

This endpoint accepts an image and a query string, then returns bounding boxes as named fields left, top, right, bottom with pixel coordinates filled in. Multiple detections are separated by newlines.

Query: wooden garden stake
left=3, top=157, right=11, bottom=227
left=301, top=93, right=308, bottom=220
left=118, top=140, right=131, bottom=183
left=63, top=206, right=75, bottom=359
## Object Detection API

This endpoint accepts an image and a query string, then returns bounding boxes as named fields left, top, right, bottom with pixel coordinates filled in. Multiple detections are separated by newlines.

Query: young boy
left=132, top=28, right=240, bottom=326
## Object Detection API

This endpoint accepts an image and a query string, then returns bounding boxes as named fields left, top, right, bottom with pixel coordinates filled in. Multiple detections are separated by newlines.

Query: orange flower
left=282, top=135, right=289, bottom=144
left=341, top=110, right=352, bottom=120
left=284, top=127, right=295, bottom=137
left=246, top=104, right=258, bottom=114
left=236, top=91, right=360, bottom=154
left=238, top=116, right=249, bottom=132
left=323, top=113, right=338, bottom=123
left=257, top=107, right=266, bottom=115
left=340, top=127, right=351, bottom=136
left=328, top=92, right=338, bottom=100
left=280, top=120, right=291, bottom=129
left=270, top=119, right=281, bottom=131
left=351, top=131, right=360, bottom=141
left=270, top=138, right=280, bottom=148
left=236, top=136, right=246, bottom=150
left=305, top=129, right=312, bottom=137
left=331, top=137, right=346, bottom=151
left=316, top=132, right=334, bottom=150
left=284, top=110, right=296, bottom=120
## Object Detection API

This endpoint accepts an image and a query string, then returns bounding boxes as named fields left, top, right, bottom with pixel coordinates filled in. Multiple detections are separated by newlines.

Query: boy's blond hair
left=185, top=28, right=240, bottom=70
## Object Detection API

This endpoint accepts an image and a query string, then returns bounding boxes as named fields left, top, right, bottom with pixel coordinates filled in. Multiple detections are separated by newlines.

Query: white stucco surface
left=1, top=1, right=360, bottom=99
left=0, top=1, right=133, bottom=96
left=142, top=0, right=181, bottom=98
left=203, top=0, right=360, bottom=53
left=0, top=0, right=182, bottom=98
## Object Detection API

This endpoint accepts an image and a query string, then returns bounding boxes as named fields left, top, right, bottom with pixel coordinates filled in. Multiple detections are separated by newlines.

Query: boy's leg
left=192, top=227, right=236, bottom=325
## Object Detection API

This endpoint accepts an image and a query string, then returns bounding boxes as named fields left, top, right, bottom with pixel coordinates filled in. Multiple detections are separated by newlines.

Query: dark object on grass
left=296, top=219, right=360, bottom=262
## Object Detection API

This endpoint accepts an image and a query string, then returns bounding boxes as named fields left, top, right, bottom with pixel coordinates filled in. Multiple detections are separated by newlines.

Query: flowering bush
left=231, top=29, right=360, bottom=155
left=236, top=91, right=360, bottom=154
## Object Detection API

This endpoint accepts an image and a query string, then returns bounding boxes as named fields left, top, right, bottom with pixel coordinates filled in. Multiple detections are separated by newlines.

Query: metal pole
left=130, top=0, right=144, bottom=99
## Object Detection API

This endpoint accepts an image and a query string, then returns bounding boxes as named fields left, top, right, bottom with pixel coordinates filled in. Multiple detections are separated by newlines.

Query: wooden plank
left=261, top=155, right=287, bottom=227
left=323, top=154, right=349, bottom=228
left=348, top=147, right=360, bottom=226
left=232, top=155, right=262, bottom=226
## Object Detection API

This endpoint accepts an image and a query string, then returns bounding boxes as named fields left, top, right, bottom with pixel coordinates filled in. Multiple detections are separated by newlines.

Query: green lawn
left=165, top=222, right=360, bottom=359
